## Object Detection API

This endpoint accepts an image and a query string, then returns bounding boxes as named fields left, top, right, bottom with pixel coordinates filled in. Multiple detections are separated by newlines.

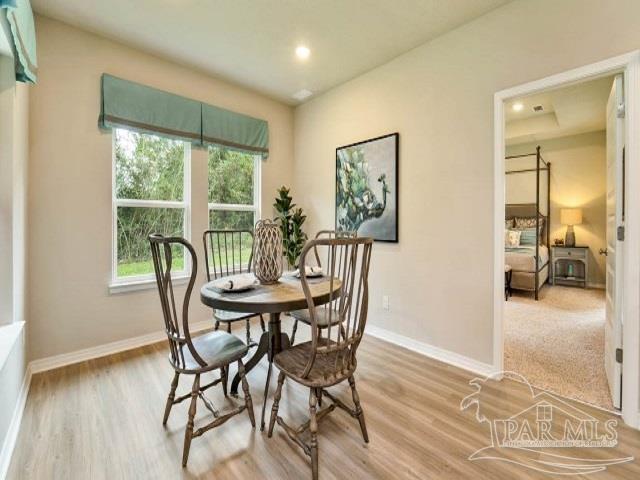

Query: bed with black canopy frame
left=505, top=146, right=551, bottom=300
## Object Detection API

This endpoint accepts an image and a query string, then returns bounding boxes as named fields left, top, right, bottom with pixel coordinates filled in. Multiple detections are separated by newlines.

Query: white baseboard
left=0, top=363, right=32, bottom=480
left=30, top=319, right=212, bottom=374
left=365, top=324, right=495, bottom=377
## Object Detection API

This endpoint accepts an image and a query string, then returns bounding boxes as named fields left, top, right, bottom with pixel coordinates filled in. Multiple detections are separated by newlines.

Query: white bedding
left=505, top=245, right=548, bottom=272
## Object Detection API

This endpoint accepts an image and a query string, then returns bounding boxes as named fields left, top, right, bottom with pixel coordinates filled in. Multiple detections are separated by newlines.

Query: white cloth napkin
left=211, top=273, right=257, bottom=291
left=293, top=266, right=324, bottom=278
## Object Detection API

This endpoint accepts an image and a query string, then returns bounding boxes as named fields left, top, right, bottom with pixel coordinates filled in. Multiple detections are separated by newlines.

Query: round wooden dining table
left=200, top=273, right=341, bottom=429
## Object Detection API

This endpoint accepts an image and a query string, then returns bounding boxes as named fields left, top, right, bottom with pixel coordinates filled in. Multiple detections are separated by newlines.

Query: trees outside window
left=112, top=129, right=190, bottom=282
left=208, top=146, right=260, bottom=258
left=111, top=132, right=260, bottom=286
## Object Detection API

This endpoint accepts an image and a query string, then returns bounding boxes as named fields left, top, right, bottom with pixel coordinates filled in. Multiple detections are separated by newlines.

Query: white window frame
left=109, top=129, right=191, bottom=293
left=208, top=150, right=262, bottom=230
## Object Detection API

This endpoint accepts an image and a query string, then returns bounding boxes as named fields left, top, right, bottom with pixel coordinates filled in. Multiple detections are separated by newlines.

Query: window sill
left=108, top=275, right=190, bottom=295
left=0, top=321, right=25, bottom=372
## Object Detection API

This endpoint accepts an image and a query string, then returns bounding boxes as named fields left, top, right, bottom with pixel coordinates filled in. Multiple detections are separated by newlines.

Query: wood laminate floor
left=8, top=318, right=640, bottom=479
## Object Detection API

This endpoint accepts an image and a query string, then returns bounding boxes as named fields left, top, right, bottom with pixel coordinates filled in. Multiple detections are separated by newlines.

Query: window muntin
left=112, top=129, right=190, bottom=283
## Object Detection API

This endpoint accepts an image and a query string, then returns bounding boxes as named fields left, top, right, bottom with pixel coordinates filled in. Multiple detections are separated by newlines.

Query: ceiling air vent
left=533, top=105, right=544, bottom=112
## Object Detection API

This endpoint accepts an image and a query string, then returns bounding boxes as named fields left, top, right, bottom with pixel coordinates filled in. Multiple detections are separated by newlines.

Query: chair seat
left=214, top=309, right=256, bottom=322
left=290, top=307, right=343, bottom=328
left=173, top=331, right=248, bottom=373
left=274, top=339, right=356, bottom=388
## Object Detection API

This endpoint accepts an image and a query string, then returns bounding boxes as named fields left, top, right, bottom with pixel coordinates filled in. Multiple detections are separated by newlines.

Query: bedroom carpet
left=504, top=285, right=614, bottom=411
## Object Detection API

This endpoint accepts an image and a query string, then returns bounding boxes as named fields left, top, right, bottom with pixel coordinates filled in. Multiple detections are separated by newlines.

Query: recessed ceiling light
left=292, top=89, right=313, bottom=101
left=295, top=45, right=310, bottom=60
left=512, top=102, right=524, bottom=112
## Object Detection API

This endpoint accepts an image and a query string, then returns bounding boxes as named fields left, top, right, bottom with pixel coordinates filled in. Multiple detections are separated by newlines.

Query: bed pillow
left=505, top=218, right=514, bottom=229
left=505, top=229, right=521, bottom=247
left=519, top=227, right=538, bottom=245
left=514, top=216, right=545, bottom=230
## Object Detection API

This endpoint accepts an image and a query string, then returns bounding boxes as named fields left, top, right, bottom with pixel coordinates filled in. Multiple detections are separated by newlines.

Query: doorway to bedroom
left=494, top=53, right=640, bottom=422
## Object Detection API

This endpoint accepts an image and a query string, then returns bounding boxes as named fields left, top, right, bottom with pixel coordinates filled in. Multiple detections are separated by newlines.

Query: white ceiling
left=506, top=75, right=615, bottom=145
left=31, top=0, right=511, bottom=105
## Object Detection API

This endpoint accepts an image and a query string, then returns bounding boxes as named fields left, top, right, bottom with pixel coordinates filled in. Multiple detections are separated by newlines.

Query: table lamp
left=560, top=208, right=582, bottom=247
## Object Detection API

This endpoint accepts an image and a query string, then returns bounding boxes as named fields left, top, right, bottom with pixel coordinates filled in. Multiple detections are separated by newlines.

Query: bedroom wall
left=292, top=0, right=640, bottom=366
left=506, top=132, right=607, bottom=287
left=28, top=15, right=294, bottom=360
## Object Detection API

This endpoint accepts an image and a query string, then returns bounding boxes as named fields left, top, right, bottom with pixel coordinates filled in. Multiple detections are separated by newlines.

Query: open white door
left=604, top=74, right=624, bottom=410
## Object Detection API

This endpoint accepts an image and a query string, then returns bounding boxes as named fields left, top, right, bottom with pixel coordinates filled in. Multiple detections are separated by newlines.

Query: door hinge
left=617, top=226, right=625, bottom=241
left=616, top=348, right=623, bottom=363
left=617, top=102, right=625, bottom=118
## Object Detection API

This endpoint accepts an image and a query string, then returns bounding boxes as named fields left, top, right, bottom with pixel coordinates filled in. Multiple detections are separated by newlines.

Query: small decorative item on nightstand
left=551, top=245, right=589, bottom=288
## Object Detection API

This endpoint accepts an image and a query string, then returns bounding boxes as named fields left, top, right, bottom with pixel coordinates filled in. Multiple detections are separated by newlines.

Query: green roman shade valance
left=0, top=0, right=38, bottom=83
left=99, top=74, right=270, bottom=157
left=202, top=103, right=269, bottom=158
left=99, top=74, right=202, bottom=143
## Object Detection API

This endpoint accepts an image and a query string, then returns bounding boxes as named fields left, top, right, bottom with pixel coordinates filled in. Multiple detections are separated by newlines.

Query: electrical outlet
left=382, top=295, right=390, bottom=311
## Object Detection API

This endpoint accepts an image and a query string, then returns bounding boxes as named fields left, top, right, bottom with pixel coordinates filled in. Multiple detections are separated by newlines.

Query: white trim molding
left=366, top=324, right=495, bottom=377
left=0, top=322, right=25, bottom=371
left=108, top=274, right=189, bottom=295
left=30, top=319, right=212, bottom=374
left=494, top=50, right=640, bottom=429
left=0, top=363, right=31, bottom=480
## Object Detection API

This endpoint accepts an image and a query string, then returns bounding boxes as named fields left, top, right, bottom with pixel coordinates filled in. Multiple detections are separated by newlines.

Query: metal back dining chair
left=149, top=234, right=255, bottom=467
left=268, top=236, right=373, bottom=480
left=289, top=229, right=357, bottom=345
left=203, top=229, right=266, bottom=346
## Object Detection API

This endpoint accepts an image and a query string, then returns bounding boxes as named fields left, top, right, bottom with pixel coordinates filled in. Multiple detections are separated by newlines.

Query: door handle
left=599, top=248, right=608, bottom=256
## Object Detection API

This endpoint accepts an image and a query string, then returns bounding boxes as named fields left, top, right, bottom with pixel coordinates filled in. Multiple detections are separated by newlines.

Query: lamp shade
left=560, top=208, right=583, bottom=226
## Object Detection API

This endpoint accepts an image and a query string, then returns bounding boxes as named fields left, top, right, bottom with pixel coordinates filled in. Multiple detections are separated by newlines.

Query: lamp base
left=565, top=226, right=576, bottom=247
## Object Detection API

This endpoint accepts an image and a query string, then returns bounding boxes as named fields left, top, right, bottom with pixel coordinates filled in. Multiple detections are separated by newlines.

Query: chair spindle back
left=203, top=229, right=254, bottom=281
left=299, top=236, right=373, bottom=380
left=149, top=234, right=206, bottom=370
left=312, top=230, right=357, bottom=267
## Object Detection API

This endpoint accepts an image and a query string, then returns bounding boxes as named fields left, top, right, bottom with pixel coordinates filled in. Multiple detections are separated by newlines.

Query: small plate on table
left=290, top=266, right=324, bottom=278
left=209, top=274, right=258, bottom=293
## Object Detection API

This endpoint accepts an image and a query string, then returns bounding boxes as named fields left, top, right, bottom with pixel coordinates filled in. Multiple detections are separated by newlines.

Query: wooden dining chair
left=149, top=234, right=255, bottom=467
left=289, top=230, right=356, bottom=345
left=203, top=229, right=266, bottom=347
left=267, top=236, right=373, bottom=480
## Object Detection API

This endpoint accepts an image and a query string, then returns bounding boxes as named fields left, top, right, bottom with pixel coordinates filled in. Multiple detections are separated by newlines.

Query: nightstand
left=551, top=246, right=588, bottom=288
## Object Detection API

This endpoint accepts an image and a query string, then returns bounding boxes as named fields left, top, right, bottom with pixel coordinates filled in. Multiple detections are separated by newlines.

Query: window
left=208, top=146, right=261, bottom=232
left=112, top=129, right=190, bottom=285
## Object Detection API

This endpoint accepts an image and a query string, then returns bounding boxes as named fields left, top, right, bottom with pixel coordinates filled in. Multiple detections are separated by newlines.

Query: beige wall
left=28, top=15, right=294, bottom=360
left=507, top=132, right=607, bottom=286
left=292, top=0, right=640, bottom=365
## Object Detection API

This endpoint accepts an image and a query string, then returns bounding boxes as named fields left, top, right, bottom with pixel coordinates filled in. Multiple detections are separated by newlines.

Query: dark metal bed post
left=535, top=146, right=540, bottom=300
left=505, top=148, right=550, bottom=300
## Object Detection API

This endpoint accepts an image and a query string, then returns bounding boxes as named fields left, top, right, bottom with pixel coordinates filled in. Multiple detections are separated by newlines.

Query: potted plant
left=273, top=186, right=307, bottom=269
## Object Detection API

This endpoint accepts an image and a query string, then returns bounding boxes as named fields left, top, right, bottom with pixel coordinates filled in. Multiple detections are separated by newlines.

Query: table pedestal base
left=230, top=312, right=290, bottom=430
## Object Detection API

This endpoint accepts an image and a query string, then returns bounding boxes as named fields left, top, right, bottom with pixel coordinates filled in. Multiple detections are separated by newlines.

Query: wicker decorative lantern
left=253, top=219, right=283, bottom=284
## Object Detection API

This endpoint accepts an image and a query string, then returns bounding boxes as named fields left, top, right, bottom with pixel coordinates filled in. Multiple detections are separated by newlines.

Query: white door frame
left=493, top=51, right=640, bottom=428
